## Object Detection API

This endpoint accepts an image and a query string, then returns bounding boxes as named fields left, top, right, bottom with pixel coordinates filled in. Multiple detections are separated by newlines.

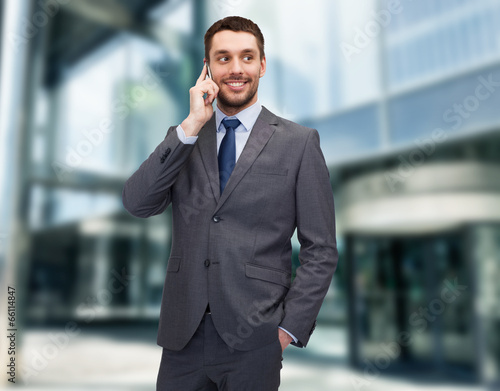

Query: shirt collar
left=215, top=100, right=262, bottom=133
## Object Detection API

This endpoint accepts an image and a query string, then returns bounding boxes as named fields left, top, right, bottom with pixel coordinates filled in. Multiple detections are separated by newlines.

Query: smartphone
left=205, top=61, right=213, bottom=79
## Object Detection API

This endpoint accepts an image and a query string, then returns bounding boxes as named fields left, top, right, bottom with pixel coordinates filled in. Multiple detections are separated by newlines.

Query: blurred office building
left=1, top=0, right=499, bottom=389
left=307, top=0, right=500, bottom=387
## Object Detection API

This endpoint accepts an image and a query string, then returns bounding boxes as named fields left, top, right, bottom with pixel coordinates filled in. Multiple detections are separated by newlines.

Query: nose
left=229, top=58, right=243, bottom=75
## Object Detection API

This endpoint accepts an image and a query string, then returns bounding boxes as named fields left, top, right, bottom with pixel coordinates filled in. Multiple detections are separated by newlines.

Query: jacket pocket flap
left=245, top=263, right=291, bottom=288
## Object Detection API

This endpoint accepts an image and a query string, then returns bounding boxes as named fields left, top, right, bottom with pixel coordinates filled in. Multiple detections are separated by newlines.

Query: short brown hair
left=204, top=16, right=265, bottom=61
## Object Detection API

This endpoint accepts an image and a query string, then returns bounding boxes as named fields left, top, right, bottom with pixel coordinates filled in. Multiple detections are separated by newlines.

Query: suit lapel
left=215, top=106, right=278, bottom=212
left=197, top=114, right=220, bottom=203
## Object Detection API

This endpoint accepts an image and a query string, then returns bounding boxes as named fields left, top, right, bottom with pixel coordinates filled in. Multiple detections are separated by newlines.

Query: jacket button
left=212, top=215, right=221, bottom=223
left=204, top=259, right=210, bottom=267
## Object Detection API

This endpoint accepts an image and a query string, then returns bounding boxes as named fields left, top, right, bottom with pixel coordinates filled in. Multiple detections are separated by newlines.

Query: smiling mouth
left=224, top=80, right=248, bottom=90
left=227, top=82, right=246, bottom=87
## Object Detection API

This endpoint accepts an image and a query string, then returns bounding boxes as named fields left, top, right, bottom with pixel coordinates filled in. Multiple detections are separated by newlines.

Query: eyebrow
left=213, top=48, right=258, bottom=56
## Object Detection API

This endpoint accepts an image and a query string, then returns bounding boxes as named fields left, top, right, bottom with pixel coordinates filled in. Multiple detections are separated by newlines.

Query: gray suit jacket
left=122, top=106, right=338, bottom=351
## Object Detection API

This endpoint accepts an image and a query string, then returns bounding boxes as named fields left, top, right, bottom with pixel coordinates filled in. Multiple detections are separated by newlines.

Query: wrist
left=279, top=328, right=293, bottom=342
left=181, top=115, right=205, bottom=137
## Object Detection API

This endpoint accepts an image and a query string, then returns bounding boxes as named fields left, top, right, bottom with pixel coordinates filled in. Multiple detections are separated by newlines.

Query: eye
left=219, top=57, right=229, bottom=62
left=243, top=56, right=253, bottom=61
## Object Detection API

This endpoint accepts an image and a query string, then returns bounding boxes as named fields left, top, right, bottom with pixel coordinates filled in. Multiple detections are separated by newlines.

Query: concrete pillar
left=0, top=0, right=50, bottom=385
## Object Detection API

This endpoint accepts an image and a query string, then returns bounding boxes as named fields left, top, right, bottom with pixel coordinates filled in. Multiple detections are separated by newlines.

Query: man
left=123, top=16, right=338, bottom=391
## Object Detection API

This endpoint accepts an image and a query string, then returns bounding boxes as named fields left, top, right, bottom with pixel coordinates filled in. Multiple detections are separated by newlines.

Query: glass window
left=55, top=37, right=128, bottom=175
left=388, top=66, right=500, bottom=145
left=304, top=103, right=380, bottom=163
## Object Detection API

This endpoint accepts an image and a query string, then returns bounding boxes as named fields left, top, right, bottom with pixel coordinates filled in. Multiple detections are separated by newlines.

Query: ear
left=259, top=56, right=266, bottom=78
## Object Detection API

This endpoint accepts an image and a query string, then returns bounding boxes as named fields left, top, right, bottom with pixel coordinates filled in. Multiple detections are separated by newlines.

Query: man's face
left=207, top=30, right=266, bottom=113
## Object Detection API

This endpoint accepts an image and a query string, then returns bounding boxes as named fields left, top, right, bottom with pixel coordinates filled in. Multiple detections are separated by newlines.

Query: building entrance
left=347, top=231, right=476, bottom=380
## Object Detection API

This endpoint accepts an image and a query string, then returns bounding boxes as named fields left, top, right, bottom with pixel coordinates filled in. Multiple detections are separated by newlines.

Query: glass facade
left=387, top=0, right=500, bottom=89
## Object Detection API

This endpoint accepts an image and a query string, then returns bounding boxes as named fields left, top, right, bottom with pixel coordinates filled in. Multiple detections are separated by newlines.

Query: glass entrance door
left=348, top=231, right=476, bottom=378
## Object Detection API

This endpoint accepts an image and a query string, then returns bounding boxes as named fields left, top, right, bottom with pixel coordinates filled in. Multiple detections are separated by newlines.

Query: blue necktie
left=219, top=118, right=240, bottom=193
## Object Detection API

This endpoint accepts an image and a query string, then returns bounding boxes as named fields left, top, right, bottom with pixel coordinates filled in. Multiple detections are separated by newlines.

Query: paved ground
left=7, top=324, right=486, bottom=391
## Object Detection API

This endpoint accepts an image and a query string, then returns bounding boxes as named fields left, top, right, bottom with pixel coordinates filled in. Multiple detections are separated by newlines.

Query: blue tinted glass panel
left=304, top=104, right=380, bottom=163
left=389, top=65, right=500, bottom=145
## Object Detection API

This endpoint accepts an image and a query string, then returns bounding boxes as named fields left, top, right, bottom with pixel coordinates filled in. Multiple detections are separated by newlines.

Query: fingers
left=204, top=82, right=218, bottom=104
left=197, top=64, right=218, bottom=92
left=196, top=64, right=208, bottom=85
left=192, top=81, right=218, bottom=106
left=191, top=64, right=218, bottom=113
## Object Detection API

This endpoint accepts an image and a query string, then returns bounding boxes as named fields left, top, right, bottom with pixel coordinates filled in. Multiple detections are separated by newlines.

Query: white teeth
left=228, top=82, right=244, bottom=87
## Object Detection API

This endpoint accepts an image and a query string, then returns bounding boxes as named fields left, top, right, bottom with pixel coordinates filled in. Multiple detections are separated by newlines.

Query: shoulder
left=261, top=106, right=317, bottom=140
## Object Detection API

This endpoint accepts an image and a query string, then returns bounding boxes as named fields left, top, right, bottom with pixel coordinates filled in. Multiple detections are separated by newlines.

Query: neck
left=217, top=96, right=258, bottom=117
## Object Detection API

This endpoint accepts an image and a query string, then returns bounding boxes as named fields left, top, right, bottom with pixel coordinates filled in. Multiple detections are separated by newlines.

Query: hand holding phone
left=180, top=62, right=218, bottom=137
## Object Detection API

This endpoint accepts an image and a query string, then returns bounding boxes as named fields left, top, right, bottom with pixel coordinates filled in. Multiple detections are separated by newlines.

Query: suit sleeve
left=122, top=126, right=195, bottom=218
left=279, top=129, right=338, bottom=347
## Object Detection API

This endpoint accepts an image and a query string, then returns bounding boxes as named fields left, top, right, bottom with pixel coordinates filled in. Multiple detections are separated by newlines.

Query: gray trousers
left=156, top=314, right=282, bottom=390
